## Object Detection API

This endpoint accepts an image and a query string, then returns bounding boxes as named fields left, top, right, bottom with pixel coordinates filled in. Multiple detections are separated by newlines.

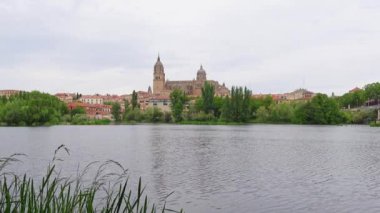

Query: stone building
left=152, top=56, right=229, bottom=97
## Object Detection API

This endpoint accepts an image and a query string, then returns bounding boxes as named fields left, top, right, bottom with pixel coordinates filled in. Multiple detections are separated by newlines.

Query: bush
left=191, top=112, right=215, bottom=122
left=71, top=114, right=88, bottom=125
left=125, top=109, right=145, bottom=122
left=268, top=103, right=294, bottom=123
left=345, top=109, right=377, bottom=124
left=144, top=107, right=164, bottom=123
left=255, top=106, right=269, bottom=122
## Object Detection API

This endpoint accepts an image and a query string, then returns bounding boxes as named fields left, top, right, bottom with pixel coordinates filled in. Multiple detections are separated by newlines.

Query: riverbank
left=1, top=120, right=378, bottom=127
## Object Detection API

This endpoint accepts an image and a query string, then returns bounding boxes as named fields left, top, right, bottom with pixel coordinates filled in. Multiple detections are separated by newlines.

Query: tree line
left=1, top=82, right=379, bottom=126
left=167, top=81, right=380, bottom=125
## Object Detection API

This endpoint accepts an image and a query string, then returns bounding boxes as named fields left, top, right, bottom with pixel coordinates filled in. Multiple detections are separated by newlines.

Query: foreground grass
left=0, top=147, right=183, bottom=213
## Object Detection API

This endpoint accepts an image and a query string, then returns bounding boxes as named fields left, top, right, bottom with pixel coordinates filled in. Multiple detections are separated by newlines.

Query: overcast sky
left=0, top=0, right=379, bottom=95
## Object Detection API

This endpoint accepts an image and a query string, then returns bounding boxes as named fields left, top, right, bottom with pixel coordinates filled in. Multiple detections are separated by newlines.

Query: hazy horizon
left=1, top=0, right=379, bottom=95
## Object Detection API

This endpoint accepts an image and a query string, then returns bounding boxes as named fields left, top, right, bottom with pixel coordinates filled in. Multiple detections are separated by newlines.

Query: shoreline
left=0, top=122, right=375, bottom=127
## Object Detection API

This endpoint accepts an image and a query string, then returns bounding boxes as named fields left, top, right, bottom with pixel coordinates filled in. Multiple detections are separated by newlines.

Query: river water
left=1, top=125, right=380, bottom=212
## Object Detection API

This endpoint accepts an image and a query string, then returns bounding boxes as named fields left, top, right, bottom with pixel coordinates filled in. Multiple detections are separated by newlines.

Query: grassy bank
left=0, top=147, right=183, bottom=213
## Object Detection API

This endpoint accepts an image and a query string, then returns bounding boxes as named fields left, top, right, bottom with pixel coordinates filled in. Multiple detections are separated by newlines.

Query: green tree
left=213, top=96, right=225, bottom=118
left=201, top=81, right=215, bottom=114
left=0, top=91, right=68, bottom=126
left=131, top=90, right=138, bottom=110
left=242, top=87, right=252, bottom=120
left=0, top=96, right=7, bottom=104
left=295, top=94, right=346, bottom=124
left=111, top=102, right=122, bottom=122
left=364, top=82, right=380, bottom=104
left=221, top=96, right=231, bottom=121
left=268, top=103, right=294, bottom=123
left=250, top=96, right=274, bottom=119
left=221, top=86, right=252, bottom=122
left=255, top=106, right=269, bottom=122
left=194, top=98, right=203, bottom=112
left=123, top=100, right=131, bottom=120
left=170, top=89, right=187, bottom=122
left=338, top=90, right=366, bottom=108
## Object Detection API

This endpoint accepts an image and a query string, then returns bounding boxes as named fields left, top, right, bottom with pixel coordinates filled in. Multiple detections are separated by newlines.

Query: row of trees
left=168, top=82, right=379, bottom=124
left=170, top=82, right=254, bottom=123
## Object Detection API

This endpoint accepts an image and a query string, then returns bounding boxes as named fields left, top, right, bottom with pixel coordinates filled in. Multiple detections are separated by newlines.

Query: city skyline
left=0, top=0, right=379, bottom=95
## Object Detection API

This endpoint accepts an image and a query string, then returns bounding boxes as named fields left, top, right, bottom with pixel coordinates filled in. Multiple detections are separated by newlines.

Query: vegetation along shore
left=0, top=82, right=379, bottom=127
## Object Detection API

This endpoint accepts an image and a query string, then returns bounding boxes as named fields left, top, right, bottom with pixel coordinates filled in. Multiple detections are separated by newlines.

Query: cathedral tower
left=153, top=56, right=165, bottom=94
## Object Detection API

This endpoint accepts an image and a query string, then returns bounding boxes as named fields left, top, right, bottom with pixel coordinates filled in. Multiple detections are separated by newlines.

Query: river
left=1, top=125, right=380, bottom=212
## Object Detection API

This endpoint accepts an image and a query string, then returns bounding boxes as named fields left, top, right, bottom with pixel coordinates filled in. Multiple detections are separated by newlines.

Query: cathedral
left=152, top=56, right=229, bottom=97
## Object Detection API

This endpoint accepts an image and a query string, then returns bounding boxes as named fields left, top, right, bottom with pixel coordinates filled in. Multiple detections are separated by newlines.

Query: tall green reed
left=0, top=145, right=183, bottom=213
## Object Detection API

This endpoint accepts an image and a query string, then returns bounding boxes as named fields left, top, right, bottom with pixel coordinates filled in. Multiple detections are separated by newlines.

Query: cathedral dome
left=197, top=65, right=206, bottom=75
left=196, top=65, right=207, bottom=81
left=154, top=56, right=164, bottom=73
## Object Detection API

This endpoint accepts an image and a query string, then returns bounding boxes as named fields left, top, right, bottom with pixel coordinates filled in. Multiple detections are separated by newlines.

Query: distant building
left=252, top=88, right=315, bottom=103
left=85, top=104, right=112, bottom=120
left=284, top=89, right=315, bottom=101
left=68, top=102, right=112, bottom=119
left=55, top=93, right=74, bottom=103
left=148, top=95, right=171, bottom=112
left=152, top=56, right=229, bottom=97
left=0, top=90, right=21, bottom=97
left=137, top=91, right=152, bottom=111
left=102, top=94, right=124, bottom=103
left=102, top=94, right=125, bottom=110
left=79, top=95, right=104, bottom=105
left=252, top=94, right=286, bottom=103
left=123, top=90, right=152, bottom=111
